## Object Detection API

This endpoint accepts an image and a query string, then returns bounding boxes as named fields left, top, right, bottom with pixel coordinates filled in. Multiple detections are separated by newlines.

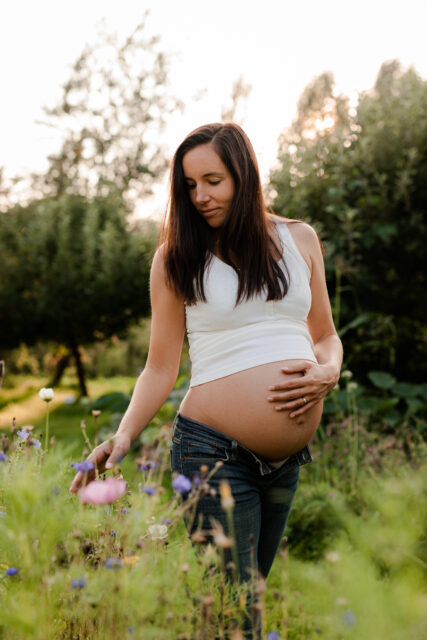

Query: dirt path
left=0, top=392, right=69, bottom=430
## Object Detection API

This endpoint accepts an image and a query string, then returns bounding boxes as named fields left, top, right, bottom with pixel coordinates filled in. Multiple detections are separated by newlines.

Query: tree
left=11, top=15, right=181, bottom=209
left=221, top=75, right=252, bottom=124
left=0, top=194, right=156, bottom=395
left=269, top=62, right=427, bottom=383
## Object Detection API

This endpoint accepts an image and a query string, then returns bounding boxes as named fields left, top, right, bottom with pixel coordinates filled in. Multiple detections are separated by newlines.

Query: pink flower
left=78, top=477, right=127, bottom=505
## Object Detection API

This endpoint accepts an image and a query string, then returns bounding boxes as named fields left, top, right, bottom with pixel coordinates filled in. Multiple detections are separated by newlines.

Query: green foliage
left=286, top=482, right=346, bottom=560
left=0, top=413, right=426, bottom=639
left=0, top=192, right=156, bottom=352
left=325, top=370, right=427, bottom=433
left=269, top=61, right=427, bottom=382
left=13, top=17, right=181, bottom=207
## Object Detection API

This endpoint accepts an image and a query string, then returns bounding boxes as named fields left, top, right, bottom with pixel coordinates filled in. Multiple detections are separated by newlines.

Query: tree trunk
left=49, top=353, right=71, bottom=388
left=0, top=360, right=4, bottom=389
left=49, top=353, right=71, bottom=387
left=69, top=340, right=88, bottom=397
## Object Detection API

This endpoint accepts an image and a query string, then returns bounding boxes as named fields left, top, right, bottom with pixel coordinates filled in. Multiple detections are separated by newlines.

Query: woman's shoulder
left=268, top=213, right=319, bottom=244
left=268, top=213, right=324, bottom=264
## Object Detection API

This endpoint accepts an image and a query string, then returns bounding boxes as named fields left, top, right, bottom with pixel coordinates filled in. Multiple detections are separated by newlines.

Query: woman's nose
left=195, top=185, right=210, bottom=203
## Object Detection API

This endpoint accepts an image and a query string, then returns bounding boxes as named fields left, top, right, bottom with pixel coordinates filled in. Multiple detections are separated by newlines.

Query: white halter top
left=185, top=221, right=317, bottom=387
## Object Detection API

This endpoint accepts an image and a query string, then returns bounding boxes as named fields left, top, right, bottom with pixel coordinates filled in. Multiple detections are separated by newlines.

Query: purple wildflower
left=141, top=486, right=156, bottom=495
left=17, top=430, right=29, bottom=441
left=33, top=440, right=42, bottom=449
left=121, top=508, right=130, bottom=514
left=267, top=633, right=279, bottom=640
left=6, top=567, right=19, bottom=576
left=161, top=518, right=173, bottom=526
left=104, top=557, right=123, bottom=569
left=110, top=531, right=117, bottom=537
left=71, top=577, right=87, bottom=589
left=172, top=474, right=192, bottom=494
left=0, top=452, right=7, bottom=462
left=71, top=461, right=95, bottom=473
left=140, top=460, right=156, bottom=471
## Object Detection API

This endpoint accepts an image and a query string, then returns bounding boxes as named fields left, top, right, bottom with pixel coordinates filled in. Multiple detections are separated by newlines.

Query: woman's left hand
left=267, top=361, right=339, bottom=418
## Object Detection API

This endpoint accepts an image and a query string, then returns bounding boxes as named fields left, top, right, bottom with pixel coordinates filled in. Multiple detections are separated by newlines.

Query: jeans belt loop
left=231, top=440, right=238, bottom=461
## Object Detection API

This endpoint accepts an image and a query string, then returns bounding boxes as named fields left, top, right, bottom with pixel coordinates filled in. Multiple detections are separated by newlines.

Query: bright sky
left=1, top=0, right=426, bottom=217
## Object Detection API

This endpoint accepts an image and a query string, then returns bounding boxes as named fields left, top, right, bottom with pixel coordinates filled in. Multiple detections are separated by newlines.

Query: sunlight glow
left=314, top=115, right=335, bottom=131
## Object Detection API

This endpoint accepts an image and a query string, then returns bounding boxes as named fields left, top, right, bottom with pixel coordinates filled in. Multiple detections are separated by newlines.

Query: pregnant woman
left=70, top=123, right=343, bottom=638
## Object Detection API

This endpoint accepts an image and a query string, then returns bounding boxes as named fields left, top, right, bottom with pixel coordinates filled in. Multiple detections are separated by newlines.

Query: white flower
left=347, top=381, right=358, bottom=393
left=39, top=388, right=55, bottom=402
left=325, top=551, right=341, bottom=563
left=341, top=370, right=353, bottom=380
left=147, top=524, right=168, bottom=540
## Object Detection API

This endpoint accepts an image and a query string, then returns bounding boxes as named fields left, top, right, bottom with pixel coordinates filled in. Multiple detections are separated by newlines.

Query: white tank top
left=185, top=221, right=317, bottom=387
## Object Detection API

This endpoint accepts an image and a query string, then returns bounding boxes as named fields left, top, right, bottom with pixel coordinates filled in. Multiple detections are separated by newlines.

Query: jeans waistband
left=174, top=412, right=312, bottom=475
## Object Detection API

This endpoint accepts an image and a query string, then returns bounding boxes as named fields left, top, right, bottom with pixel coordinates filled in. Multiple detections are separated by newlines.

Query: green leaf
left=405, top=398, right=424, bottom=414
left=392, top=382, right=422, bottom=398
left=357, top=395, right=399, bottom=414
left=91, top=391, right=130, bottom=412
left=367, top=371, right=397, bottom=390
left=338, top=313, right=372, bottom=338
left=383, top=410, right=402, bottom=427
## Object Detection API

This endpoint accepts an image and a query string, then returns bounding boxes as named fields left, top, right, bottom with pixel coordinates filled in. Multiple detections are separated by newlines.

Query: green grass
left=0, top=438, right=426, bottom=640
left=1, top=376, right=426, bottom=639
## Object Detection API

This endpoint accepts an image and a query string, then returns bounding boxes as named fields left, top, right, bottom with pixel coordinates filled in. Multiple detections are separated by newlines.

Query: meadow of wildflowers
left=0, top=385, right=426, bottom=640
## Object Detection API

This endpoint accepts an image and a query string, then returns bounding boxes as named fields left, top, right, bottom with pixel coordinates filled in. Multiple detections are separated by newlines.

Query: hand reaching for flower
left=69, top=432, right=131, bottom=494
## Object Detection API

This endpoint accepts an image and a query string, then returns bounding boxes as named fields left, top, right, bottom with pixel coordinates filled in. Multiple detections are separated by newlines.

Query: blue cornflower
left=70, top=461, right=95, bottom=473
left=0, top=452, right=7, bottom=462
left=17, top=430, right=29, bottom=441
left=342, top=610, right=356, bottom=627
left=6, top=567, right=19, bottom=577
left=161, top=518, right=173, bottom=526
left=141, top=486, right=156, bottom=495
left=110, top=531, right=117, bottom=537
left=71, top=577, right=87, bottom=589
left=140, top=460, right=156, bottom=471
left=104, top=557, right=123, bottom=569
left=172, top=474, right=192, bottom=494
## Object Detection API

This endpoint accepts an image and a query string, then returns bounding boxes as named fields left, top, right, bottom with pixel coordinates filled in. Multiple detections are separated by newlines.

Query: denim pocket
left=180, top=431, right=230, bottom=464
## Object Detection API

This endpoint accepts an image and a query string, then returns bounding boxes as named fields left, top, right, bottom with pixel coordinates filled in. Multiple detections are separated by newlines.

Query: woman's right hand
left=69, top=432, right=131, bottom=494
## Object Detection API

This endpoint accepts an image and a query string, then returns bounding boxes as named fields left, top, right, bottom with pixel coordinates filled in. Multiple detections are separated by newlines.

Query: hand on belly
left=267, top=359, right=337, bottom=419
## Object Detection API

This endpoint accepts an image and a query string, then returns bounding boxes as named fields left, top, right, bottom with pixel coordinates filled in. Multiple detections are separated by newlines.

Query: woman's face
left=182, top=143, right=235, bottom=228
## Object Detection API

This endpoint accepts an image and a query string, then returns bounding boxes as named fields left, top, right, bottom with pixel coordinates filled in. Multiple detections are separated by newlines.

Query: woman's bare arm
left=70, top=247, right=185, bottom=492
left=115, top=247, right=186, bottom=442
left=267, top=222, right=343, bottom=417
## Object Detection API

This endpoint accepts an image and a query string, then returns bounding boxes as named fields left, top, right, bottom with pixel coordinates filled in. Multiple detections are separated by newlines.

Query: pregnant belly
left=179, top=359, right=323, bottom=460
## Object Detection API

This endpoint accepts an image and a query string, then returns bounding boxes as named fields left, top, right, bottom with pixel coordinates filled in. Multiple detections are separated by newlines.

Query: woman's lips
left=201, top=208, right=220, bottom=217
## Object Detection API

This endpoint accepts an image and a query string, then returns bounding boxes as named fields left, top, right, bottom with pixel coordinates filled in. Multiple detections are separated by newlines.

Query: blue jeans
left=170, top=413, right=312, bottom=638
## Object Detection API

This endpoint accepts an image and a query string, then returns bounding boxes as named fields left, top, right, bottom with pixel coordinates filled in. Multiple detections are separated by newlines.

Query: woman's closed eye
left=185, top=180, right=221, bottom=190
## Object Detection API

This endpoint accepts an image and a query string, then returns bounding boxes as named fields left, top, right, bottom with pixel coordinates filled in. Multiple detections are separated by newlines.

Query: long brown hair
left=162, top=123, right=289, bottom=304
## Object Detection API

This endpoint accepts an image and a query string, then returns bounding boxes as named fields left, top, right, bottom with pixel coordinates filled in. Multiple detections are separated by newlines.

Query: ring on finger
left=302, top=396, right=307, bottom=405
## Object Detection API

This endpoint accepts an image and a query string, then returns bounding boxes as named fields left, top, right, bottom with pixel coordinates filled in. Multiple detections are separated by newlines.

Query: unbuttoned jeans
left=170, top=412, right=312, bottom=639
